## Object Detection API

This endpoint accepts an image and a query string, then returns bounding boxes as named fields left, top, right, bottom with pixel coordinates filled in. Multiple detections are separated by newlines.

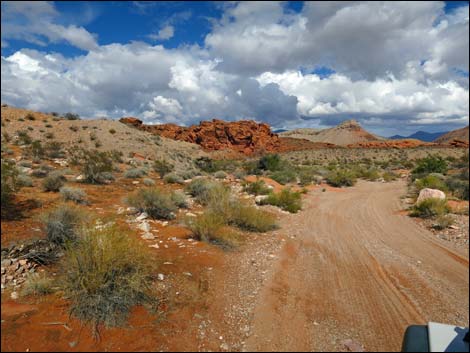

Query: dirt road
left=246, top=180, right=469, bottom=352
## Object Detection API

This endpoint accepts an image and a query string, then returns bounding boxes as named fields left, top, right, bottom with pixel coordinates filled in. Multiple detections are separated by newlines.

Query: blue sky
left=1, top=1, right=469, bottom=136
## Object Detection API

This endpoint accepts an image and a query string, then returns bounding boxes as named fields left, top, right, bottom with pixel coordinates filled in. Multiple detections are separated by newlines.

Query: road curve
left=246, top=180, right=469, bottom=352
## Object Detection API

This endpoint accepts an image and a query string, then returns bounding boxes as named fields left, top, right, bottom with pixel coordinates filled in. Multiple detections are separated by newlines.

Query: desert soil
left=2, top=180, right=468, bottom=352
left=242, top=180, right=468, bottom=352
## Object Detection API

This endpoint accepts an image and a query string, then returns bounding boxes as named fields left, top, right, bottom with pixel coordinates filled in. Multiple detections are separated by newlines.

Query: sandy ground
left=244, top=180, right=469, bottom=352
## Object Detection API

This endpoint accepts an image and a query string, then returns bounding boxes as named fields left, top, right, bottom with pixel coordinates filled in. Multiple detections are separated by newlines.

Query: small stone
left=220, top=343, right=229, bottom=350
left=75, top=174, right=85, bottom=181
left=183, top=272, right=192, bottom=277
left=19, top=259, right=27, bottom=266
left=10, top=291, right=19, bottom=300
left=132, top=181, right=140, bottom=184
left=1, top=259, right=12, bottom=267
left=141, top=233, right=155, bottom=240
left=136, top=212, right=148, bottom=221
left=149, top=243, right=160, bottom=249
left=185, top=212, right=197, bottom=217
left=158, top=273, right=165, bottom=281
left=138, top=222, right=150, bottom=232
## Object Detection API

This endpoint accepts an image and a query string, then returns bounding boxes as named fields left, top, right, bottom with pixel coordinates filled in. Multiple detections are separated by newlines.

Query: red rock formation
left=120, top=118, right=282, bottom=155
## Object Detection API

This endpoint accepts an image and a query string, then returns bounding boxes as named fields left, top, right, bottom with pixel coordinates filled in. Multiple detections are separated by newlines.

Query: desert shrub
left=17, top=174, right=33, bottom=187
left=163, top=172, right=184, bottom=184
left=2, top=131, right=11, bottom=142
left=410, top=198, right=449, bottom=219
left=21, top=273, right=54, bottom=297
left=260, top=188, right=302, bottom=213
left=185, top=178, right=227, bottom=206
left=258, top=154, right=282, bottom=171
left=109, top=128, right=116, bottom=134
left=297, top=169, right=316, bottom=186
left=60, top=186, right=88, bottom=204
left=78, top=150, right=114, bottom=184
left=186, top=211, right=240, bottom=248
left=44, top=141, right=64, bottom=158
left=31, top=168, right=49, bottom=178
left=171, top=190, right=189, bottom=208
left=382, top=171, right=398, bottom=182
left=153, top=159, right=174, bottom=177
left=44, top=132, right=54, bottom=139
left=123, top=168, right=147, bottom=179
left=18, top=160, right=32, bottom=168
left=445, top=177, right=469, bottom=201
left=69, top=126, right=79, bottom=132
left=64, top=112, right=80, bottom=120
left=41, top=204, right=86, bottom=246
left=360, top=167, right=380, bottom=181
left=243, top=179, right=271, bottom=195
left=1, top=158, right=19, bottom=210
left=16, top=130, right=32, bottom=145
left=326, top=169, right=357, bottom=187
left=432, top=214, right=454, bottom=230
left=126, top=188, right=177, bottom=219
left=412, top=155, right=448, bottom=178
left=42, top=171, right=66, bottom=191
left=25, top=113, right=36, bottom=120
left=415, top=175, right=448, bottom=192
left=214, top=170, right=227, bottom=179
left=143, top=178, right=155, bottom=186
left=229, top=202, right=277, bottom=232
left=60, top=226, right=153, bottom=330
left=270, top=170, right=297, bottom=185
left=195, top=157, right=217, bottom=173
left=89, top=132, right=97, bottom=141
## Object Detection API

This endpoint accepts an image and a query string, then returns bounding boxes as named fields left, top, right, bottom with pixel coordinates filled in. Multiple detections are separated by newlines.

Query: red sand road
left=246, top=180, right=469, bottom=351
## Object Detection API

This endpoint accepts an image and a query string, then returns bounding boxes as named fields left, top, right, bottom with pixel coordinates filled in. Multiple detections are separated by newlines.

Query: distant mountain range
left=389, top=131, right=448, bottom=142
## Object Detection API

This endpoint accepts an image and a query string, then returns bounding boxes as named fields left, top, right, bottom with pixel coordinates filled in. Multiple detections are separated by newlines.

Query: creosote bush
left=326, top=169, right=357, bottom=187
left=71, top=149, right=114, bottom=184
left=1, top=158, right=19, bottom=211
left=123, top=167, right=147, bottom=179
left=60, top=226, right=154, bottom=332
left=153, top=159, right=174, bottom=178
left=243, top=179, right=271, bottom=195
left=163, top=172, right=184, bottom=184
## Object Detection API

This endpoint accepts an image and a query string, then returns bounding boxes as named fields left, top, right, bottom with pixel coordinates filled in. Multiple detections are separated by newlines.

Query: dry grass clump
left=410, top=198, right=450, bottom=219
left=60, top=226, right=154, bottom=331
left=60, top=186, right=88, bottom=204
left=21, top=273, right=55, bottom=297
left=40, top=204, right=87, bottom=246
left=260, top=188, right=302, bottom=213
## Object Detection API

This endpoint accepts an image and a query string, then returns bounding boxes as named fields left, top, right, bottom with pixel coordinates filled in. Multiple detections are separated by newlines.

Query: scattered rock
left=10, top=291, right=19, bottom=300
left=158, top=273, right=165, bottom=281
left=342, top=339, right=365, bottom=352
left=136, top=212, right=148, bottom=221
left=416, top=188, right=446, bottom=204
left=255, top=195, right=269, bottom=204
left=75, top=174, right=85, bottom=181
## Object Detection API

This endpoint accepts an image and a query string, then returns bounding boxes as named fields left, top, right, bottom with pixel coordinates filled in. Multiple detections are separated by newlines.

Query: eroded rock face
left=120, top=118, right=281, bottom=154
left=416, top=188, right=446, bottom=204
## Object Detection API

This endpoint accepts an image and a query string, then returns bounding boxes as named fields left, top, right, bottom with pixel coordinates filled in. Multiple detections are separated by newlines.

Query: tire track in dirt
left=245, top=180, right=469, bottom=352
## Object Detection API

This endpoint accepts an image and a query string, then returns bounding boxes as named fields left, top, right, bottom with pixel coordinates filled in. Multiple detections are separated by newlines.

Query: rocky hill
left=434, top=125, right=469, bottom=146
left=120, top=118, right=281, bottom=155
left=280, top=120, right=381, bottom=146
left=1, top=106, right=206, bottom=172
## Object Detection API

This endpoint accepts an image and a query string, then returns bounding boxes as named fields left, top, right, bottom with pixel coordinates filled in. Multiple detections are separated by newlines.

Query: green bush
left=185, top=178, right=225, bottom=205
left=260, top=188, right=302, bottom=213
left=326, top=169, right=357, bottom=187
left=60, top=225, right=153, bottom=330
left=229, top=203, right=277, bottom=232
left=415, top=175, right=448, bottom=192
left=185, top=211, right=240, bottom=248
left=270, top=170, right=297, bottom=185
left=171, top=191, right=189, bottom=209
left=41, top=204, right=86, bottom=246
left=243, top=179, right=271, bottom=195
left=109, top=129, right=116, bottom=134
left=45, top=141, right=64, bottom=158
left=410, top=198, right=449, bottom=219
left=64, top=112, right=80, bottom=120
left=214, top=171, right=227, bottom=179
left=123, top=168, right=147, bottom=179
left=432, top=214, right=454, bottom=230
left=445, top=177, right=469, bottom=201
left=153, top=159, right=174, bottom=178
left=412, top=155, right=448, bottom=177
left=16, top=130, right=32, bottom=145
left=143, top=178, right=155, bottom=186
left=25, top=113, right=36, bottom=120
left=60, top=186, right=88, bottom=204
left=28, top=140, right=45, bottom=160
left=77, top=149, right=115, bottom=184
left=42, top=171, right=66, bottom=191
left=17, top=174, right=33, bottom=187
left=163, top=172, right=184, bottom=184
left=126, top=188, right=177, bottom=219
left=1, top=159, right=19, bottom=211
left=258, top=154, right=282, bottom=171
left=382, top=171, right=398, bottom=182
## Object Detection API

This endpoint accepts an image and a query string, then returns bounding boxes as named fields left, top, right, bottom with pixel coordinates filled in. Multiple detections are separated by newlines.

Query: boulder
left=416, top=188, right=446, bottom=204
left=255, top=195, right=269, bottom=204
